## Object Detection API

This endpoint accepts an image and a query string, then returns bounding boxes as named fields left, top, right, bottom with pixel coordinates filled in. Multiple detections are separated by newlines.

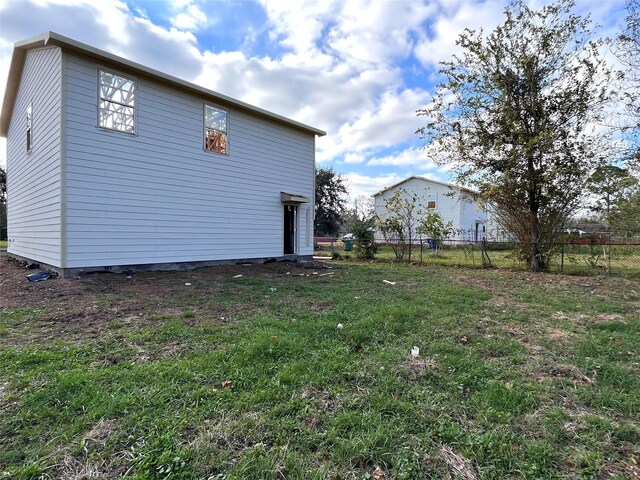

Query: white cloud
left=260, top=0, right=436, bottom=68
left=171, top=4, right=208, bottom=31
left=193, top=48, right=420, bottom=162
left=0, top=0, right=204, bottom=79
left=344, top=152, right=366, bottom=164
left=327, top=0, right=436, bottom=67
left=343, top=172, right=406, bottom=199
left=413, top=0, right=507, bottom=69
left=168, top=0, right=193, bottom=8
left=317, top=87, right=431, bottom=163
left=244, top=0, right=442, bottom=165
left=259, top=0, right=340, bottom=55
left=367, top=147, right=436, bottom=169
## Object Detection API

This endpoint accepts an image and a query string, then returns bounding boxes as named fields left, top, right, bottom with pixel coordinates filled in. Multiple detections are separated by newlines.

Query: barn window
left=204, top=104, right=228, bottom=154
left=26, top=103, right=32, bottom=152
left=98, top=69, right=136, bottom=133
left=427, top=193, right=437, bottom=209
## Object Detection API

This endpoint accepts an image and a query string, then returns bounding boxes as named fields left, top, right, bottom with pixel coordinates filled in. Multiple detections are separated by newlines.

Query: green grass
left=1, top=261, right=639, bottom=479
left=0, top=240, right=7, bottom=249
left=316, top=244, right=640, bottom=278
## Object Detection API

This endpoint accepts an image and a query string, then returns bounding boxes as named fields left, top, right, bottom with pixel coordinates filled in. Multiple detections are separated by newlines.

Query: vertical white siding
left=63, top=53, right=315, bottom=268
left=485, top=206, right=512, bottom=241
left=459, top=197, right=488, bottom=241
left=6, top=47, right=62, bottom=266
left=373, top=177, right=487, bottom=241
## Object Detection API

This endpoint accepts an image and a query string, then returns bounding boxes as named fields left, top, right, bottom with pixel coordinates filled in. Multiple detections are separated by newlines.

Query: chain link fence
left=315, top=236, right=640, bottom=279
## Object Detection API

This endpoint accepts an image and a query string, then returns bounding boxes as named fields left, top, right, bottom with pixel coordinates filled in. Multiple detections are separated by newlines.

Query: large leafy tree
left=341, top=195, right=375, bottom=234
left=588, top=165, right=637, bottom=224
left=616, top=0, right=639, bottom=165
left=609, top=185, right=640, bottom=237
left=417, top=0, right=613, bottom=271
left=314, top=167, right=347, bottom=236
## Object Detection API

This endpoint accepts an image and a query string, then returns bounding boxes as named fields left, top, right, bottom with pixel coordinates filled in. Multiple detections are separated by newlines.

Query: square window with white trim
left=204, top=104, right=228, bottom=154
left=427, top=192, right=437, bottom=209
left=98, top=69, right=136, bottom=133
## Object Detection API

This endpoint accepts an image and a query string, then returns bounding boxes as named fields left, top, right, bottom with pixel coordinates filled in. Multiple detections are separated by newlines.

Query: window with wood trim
left=26, top=103, right=32, bottom=152
left=204, top=104, right=228, bottom=154
left=427, top=193, right=437, bottom=209
left=98, top=69, right=136, bottom=133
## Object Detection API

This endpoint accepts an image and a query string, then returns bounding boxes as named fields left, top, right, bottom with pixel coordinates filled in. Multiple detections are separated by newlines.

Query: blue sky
left=0, top=0, right=628, bottom=199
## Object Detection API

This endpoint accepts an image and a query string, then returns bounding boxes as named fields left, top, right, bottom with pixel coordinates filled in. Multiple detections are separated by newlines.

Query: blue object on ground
left=27, top=271, right=52, bottom=282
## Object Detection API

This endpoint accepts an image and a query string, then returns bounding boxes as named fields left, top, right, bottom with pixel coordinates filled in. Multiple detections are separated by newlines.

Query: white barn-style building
left=373, top=176, right=488, bottom=242
left=1, top=32, right=325, bottom=277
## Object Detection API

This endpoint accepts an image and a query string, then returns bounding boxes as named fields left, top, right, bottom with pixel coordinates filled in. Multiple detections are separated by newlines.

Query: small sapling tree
left=417, top=211, right=457, bottom=256
left=352, top=219, right=378, bottom=260
left=376, top=189, right=423, bottom=261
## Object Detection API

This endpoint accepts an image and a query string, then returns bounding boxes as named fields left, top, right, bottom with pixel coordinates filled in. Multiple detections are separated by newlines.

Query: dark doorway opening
left=284, top=205, right=296, bottom=254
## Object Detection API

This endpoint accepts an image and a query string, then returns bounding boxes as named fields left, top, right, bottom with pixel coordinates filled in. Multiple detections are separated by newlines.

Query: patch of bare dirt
left=531, top=362, right=596, bottom=386
left=597, top=452, right=640, bottom=480
left=500, top=325, right=547, bottom=356
left=0, top=254, right=336, bottom=347
left=459, top=268, right=638, bottom=300
left=0, top=381, right=8, bottom=402
left=456, top=276, right=497, bottom=290
left=188, top=413, right=268, bottom=455
left=486, top=295, right=529, bottom=312
left=307, top=302, right=334, bottom=313
left=2, top=255, right=332, bottom=306
left=551, top=311, right=579, bottom=321
left=299, top=387, right=342, bottom=414
left=591, top=313, right=627, bottom=324
left=403, top=356, right=439, bottom=373
left=84, top=418, right=118, bottom=445
left=503, top=324, right=525, bottom=337
left=545, top=326, right=580, bottom=347
left=525, top=343, right=547, bottom=356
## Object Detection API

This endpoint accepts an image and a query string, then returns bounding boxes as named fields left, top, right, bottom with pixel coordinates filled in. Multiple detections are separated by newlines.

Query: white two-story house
left=1, top=32, right=325, bottom=277
left=373, top=176, right=488, bottom=242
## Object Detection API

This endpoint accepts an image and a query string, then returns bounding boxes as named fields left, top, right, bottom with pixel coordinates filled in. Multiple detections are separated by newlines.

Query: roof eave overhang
left=0, top=33, right=53, bottom=137
left=371, top=175, right=478, bottom=197
left=1, top=31, right=327, bottom=138
left=281, top=192, right=310, bottom=204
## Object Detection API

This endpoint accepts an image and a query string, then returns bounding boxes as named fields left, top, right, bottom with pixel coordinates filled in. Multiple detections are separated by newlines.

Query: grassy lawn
left=0, top=240, right=7, bottom=249
left=1, top=257, right=639, bottom=479
left=316, top=244, right=640, bottom=279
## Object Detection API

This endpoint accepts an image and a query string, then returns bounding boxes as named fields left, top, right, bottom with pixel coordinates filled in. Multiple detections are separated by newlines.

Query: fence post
left=471, top=240, right=475, bottom=266
left=482, top=239, right=492, bottom=268
left=419, top=238, right=423, bottom=263
left=560, top=243, right=564, bottom=273
left=608, top=243, right=612, bottom=277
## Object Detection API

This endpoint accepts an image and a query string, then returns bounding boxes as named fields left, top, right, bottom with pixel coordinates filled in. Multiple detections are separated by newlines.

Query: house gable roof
left=372, top=175, right=475, bottom=197
left=0, top=31, right=327, bottom=138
